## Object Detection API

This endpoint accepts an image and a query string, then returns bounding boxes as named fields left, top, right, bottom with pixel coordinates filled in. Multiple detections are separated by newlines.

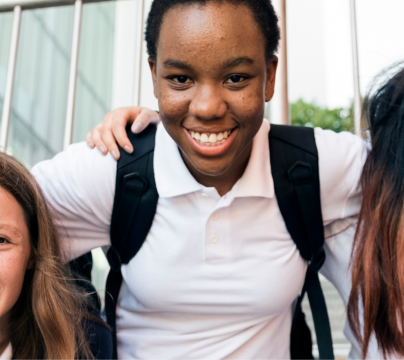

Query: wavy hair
left=348, top=64, right=404, bottom=358
left=0, top=152, right=94, bottom=359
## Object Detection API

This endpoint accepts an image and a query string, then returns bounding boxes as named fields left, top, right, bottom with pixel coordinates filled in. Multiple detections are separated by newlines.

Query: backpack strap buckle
left=123, top=172, right=149, bottom=195
left=308, top=246, right=326, bottom=273
left=107, top=246, right=122, bottom=272
left=288, top=161, right=313, bottom=185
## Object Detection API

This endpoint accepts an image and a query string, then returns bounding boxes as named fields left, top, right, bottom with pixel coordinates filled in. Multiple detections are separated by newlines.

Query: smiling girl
left=0, top=152, right=111, bottom=359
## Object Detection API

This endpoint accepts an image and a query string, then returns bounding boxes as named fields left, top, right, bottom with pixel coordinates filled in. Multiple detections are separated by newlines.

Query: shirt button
left=211, top=212, right=219, bottom=220
left=210, top=235, right=218, bottom=244
left=201, top=192, right=208, bottom=197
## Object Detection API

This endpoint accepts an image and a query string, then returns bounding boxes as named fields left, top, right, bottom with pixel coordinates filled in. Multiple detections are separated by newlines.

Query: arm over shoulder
left=31, top=143, right=117, bottom=260
left=315, top=128, right=368, bottom=224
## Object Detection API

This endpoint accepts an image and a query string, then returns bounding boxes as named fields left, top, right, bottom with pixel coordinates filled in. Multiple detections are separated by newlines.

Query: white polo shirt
left=0, top=344, right=12, bottom=360
left=32, top=120, right=370, bottom=359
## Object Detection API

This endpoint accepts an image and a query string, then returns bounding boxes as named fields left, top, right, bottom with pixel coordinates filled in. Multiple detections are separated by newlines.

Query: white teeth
left=209, top=134, right=217, bottom=143
left=190, top=130, right=231, bottom=145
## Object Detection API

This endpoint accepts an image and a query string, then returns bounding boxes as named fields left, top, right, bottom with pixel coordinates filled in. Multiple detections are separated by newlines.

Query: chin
left=192, top=161, right=232, bottom=177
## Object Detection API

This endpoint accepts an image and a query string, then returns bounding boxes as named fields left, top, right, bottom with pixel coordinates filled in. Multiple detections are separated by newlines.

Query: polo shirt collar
left=232, top=119, right=274, bottom=199
left=154, top=123, right=203, bottom=198
left=154, top=120, right=274, bottom=199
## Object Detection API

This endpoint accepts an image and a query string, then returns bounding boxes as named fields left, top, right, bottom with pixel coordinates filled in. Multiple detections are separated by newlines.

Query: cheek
left=0, top=251, right=30, bottom=321
left=229, top=85, right=265, bottom=120
left=158, top=87, right=190, bottom=120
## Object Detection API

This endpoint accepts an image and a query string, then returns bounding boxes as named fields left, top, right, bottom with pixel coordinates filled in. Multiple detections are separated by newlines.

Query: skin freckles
left=148, top=2, right=278, bottom=196
left=0, top=187, right=33, bottom=354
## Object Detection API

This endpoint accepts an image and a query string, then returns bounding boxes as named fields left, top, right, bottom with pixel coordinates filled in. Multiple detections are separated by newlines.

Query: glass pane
left=286, top=0, right=354, bottom=133
left=72, top=1, right=116, bottom=143
left=7, top=6, right=74, bottom=167
left=356, top=0, right=404, bottom=93
left=0, top=12, right=13, bottom=131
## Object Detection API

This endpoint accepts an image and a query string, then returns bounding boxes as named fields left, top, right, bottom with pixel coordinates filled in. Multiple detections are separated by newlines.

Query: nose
left=189, top=84, right=227, bottom=121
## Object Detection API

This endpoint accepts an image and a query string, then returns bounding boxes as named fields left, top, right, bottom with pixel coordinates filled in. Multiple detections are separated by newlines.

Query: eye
left=229, top=75, right=243, bottom=83
left=0, top=237, right=9, bottom=245
left=170, top=76, right=189, bottom=84
left=177, top=76, right=188, bottom=83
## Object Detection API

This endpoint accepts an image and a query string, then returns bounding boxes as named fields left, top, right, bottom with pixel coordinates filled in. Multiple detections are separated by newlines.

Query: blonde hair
left=0, top=152, right=94, bottom=359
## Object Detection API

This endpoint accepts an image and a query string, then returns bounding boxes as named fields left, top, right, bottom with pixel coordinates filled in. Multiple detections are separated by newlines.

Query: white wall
left=287, top=0, right=404, bottom=109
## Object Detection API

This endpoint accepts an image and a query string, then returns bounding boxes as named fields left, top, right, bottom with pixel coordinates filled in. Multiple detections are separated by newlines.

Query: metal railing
left=0, top=5, right=21, bottom=150
left=0, top=0, right=116, bottom=12
left=349, top=0, right=362, bottom=136
left=0, top=0, right=144, bottom=151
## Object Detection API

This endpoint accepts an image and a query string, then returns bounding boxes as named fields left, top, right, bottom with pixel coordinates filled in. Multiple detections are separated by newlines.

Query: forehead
left=157, top=2, right=266, bottom=66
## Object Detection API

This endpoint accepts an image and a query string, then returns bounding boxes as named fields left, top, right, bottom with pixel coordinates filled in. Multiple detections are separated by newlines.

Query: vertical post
left=64, top=0, right=82, bottom=150
left=349, top=0, right=361, bottom=135
left=0, top=5, right=21, bottom=151
left=133, top=0, right=145, bottom=106
left=278, top=0, right=289, bottom=125
left=269, top=0, right=289, bottom=125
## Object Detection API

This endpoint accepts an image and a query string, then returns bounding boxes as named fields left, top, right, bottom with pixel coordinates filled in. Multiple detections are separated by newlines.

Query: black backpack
left=75, top=124, right=335, bottom=359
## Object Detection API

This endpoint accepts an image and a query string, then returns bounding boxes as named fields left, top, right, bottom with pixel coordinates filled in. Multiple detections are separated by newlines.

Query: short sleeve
left=314, top=128, right=368, bottom=224
left=31, top=142, right=117, bottom=260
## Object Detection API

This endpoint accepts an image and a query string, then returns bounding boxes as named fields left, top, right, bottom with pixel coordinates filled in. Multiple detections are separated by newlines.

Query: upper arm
left=315, top=128, right=368, bottom=223
left=31, top=142, right=117, bottom=260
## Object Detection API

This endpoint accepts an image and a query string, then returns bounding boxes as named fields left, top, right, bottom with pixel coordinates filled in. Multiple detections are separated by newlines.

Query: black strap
left=269, top=124, right=334, bottom=360
left=106, top=125, right=159, bottom=359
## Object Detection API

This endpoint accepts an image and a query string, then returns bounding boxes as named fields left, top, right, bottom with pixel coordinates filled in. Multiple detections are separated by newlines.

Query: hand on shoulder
left=86, top=107, right=160, bottom=160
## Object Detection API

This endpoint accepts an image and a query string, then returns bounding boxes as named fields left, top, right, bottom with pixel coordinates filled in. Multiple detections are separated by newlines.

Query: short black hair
left=145, top=0, right=280, bottom=61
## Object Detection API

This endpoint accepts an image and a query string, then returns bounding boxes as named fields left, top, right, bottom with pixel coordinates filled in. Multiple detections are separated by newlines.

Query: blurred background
left=0, top=0, right=403, bottom=358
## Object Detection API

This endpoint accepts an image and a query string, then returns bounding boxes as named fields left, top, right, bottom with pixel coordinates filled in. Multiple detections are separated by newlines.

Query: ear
left=148, top=57, right=158, bottom=99
left=265, top=55, right=278, bottom=102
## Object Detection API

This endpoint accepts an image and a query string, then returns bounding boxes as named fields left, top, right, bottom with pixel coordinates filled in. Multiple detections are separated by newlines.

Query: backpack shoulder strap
left=110, top=124, right=158, bottom=265
left=105, top=124, right=159, bottom=359
left=269, top=124, right=334, bottom=360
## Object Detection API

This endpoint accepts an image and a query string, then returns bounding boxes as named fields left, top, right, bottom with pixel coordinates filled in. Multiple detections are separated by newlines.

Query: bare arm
left=86, top=107, right=160, bottom=160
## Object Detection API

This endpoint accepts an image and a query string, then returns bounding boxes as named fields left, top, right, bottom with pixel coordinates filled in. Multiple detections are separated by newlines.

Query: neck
left=183, top=143, right=252, bottom=197
left=0, top=314, right=10, bottom=355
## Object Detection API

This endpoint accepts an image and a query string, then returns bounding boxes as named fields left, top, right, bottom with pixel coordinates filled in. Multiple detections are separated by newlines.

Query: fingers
left=100, top=126, right=122, bottom=160
left=110, top=107, right=160, bottom=153
left=131, top=108, right=160, bottom=133
left=88, top=123, right=108, bottom=156
left=86, top=107, right=161, bottom=160
left=86, top=131, right=95, bottom=149
left=86, top=111, right=112, bottom=154
left=109, top=107, right=143, bottom=153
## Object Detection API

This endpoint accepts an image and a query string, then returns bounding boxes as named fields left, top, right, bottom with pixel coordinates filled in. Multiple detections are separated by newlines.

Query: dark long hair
left=0, top=152, right=95, bottom=359
left=348, top=64, right=404, bottom=358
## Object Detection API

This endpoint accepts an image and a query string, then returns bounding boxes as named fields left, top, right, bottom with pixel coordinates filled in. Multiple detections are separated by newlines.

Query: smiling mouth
left=188, top=129, right=234, bottom=147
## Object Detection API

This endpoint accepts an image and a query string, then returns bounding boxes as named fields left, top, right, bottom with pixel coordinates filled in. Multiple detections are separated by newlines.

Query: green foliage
left=290, top=99, right=354, bottom=133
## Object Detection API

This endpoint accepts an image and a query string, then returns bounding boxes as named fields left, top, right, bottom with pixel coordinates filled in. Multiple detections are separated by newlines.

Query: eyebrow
left=162, top=57, right=255, bottom=71
left=163, top=59, right=193, bottom=70
left=222, top=57, right=254, bottom=69
left=0, top=223, right=23, bottom=240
